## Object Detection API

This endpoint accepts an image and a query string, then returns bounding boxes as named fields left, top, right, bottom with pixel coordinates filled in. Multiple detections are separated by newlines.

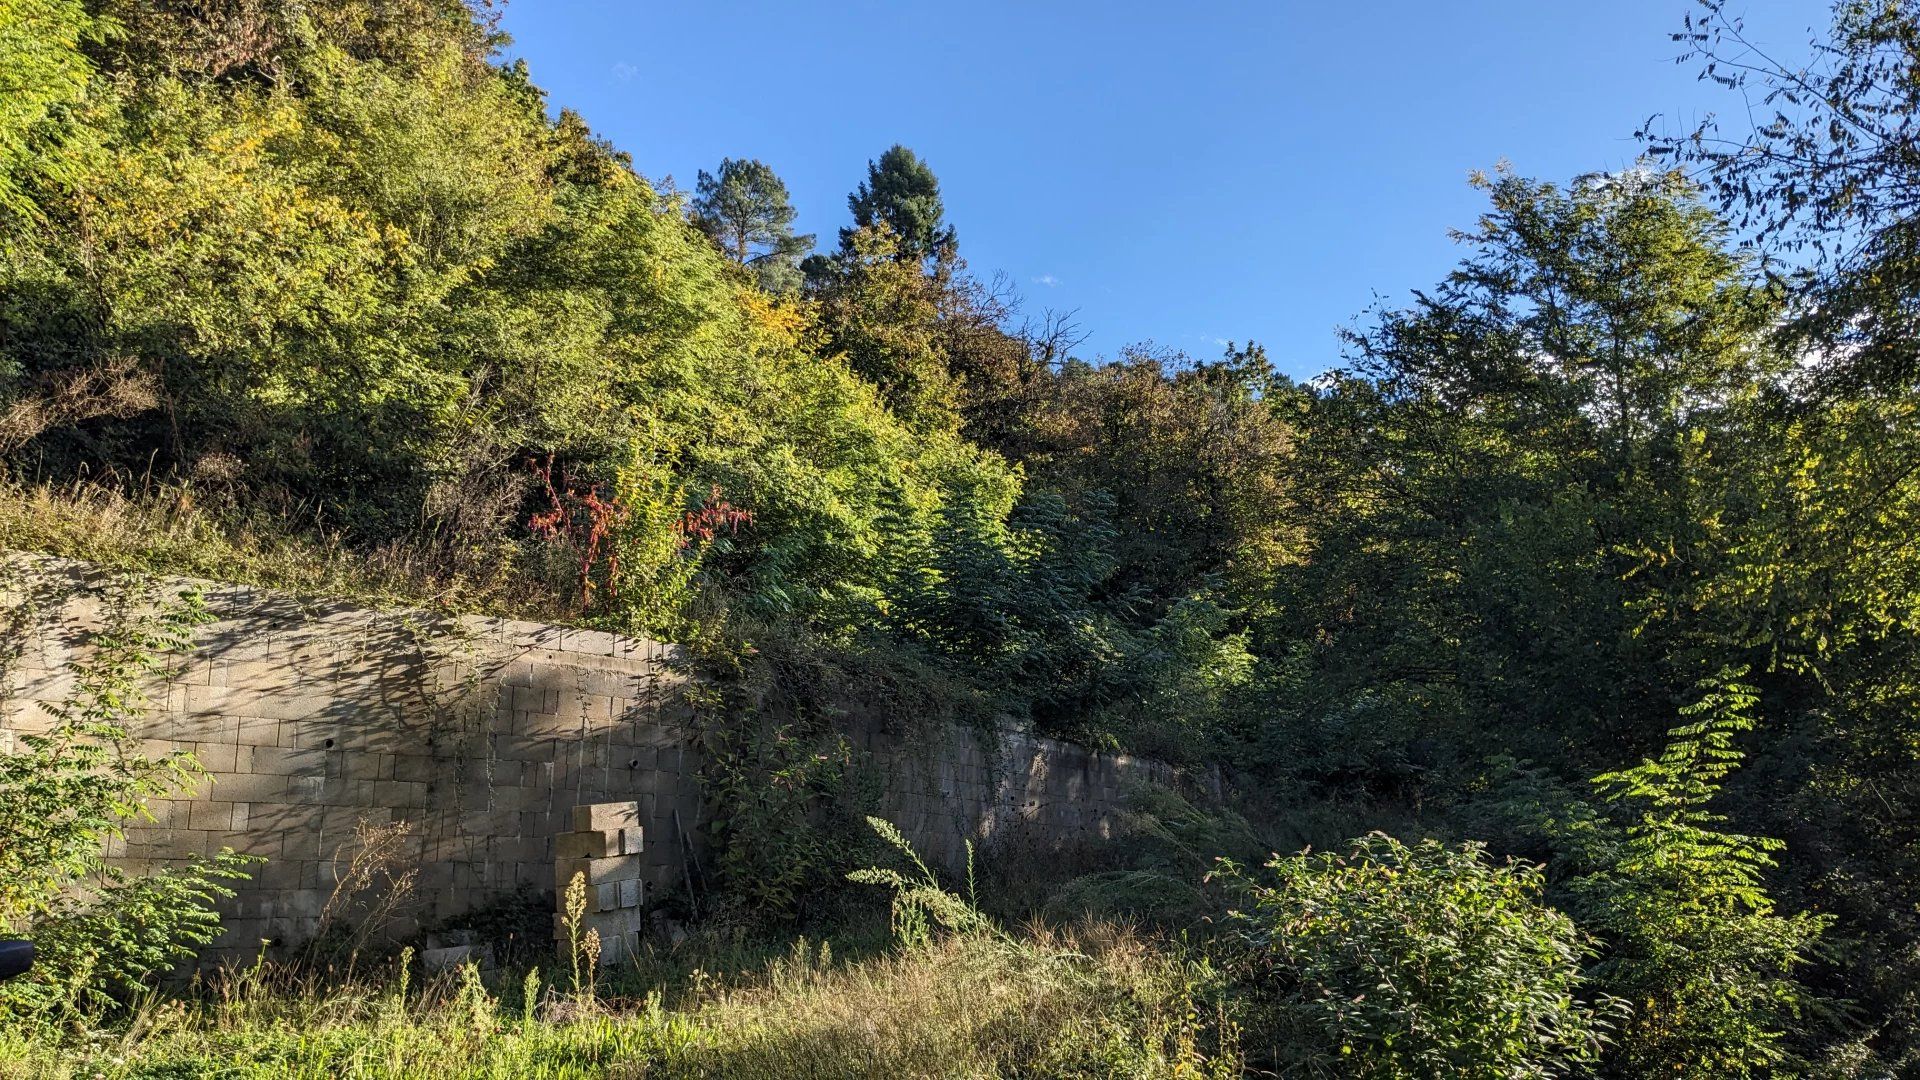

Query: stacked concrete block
left=0, top=551, right=1195, bottom=969
left=553, top=801, right=647, bottom=965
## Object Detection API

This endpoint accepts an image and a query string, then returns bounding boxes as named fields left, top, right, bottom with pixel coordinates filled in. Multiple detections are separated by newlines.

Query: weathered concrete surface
left=0, top=553, right=1178, bottom=961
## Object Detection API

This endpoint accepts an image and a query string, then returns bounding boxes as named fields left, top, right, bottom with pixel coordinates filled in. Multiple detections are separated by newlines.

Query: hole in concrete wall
left=627, top=758, right=640, bottom=769
left=323, top=738, right=335, bottom=749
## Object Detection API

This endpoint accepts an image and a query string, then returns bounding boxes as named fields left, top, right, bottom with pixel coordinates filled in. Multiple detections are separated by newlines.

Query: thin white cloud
left=611, top=61, right=637, bottom=81
left=1032, top=274, right=1059, bottom=287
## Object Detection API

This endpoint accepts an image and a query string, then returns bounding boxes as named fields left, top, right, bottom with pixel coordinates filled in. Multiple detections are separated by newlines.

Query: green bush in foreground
left=0, top=572, right=254, bottom=1022
left=1561, top=672, right=1829, bottom=1078
left=1218, top=833, right=1606, bottom=1078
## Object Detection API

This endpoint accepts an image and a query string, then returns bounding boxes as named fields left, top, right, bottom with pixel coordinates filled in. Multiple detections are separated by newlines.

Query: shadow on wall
left=0, top=552, right=1197, bottom=963
left=1, top=553, right=697, bottom=960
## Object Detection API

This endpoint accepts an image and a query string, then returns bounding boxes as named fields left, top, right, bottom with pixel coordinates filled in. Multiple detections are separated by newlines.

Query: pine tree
left=690, top=158, right=813, bottom=293
left=840, top=144, right=955, bottom=265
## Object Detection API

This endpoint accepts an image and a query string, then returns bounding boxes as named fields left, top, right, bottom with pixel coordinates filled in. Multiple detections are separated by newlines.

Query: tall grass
left=0, top=476, right=573, bottom=621
left=0, top=923, right=1239, bottom=1079
left=0, top=817, right=1242, bottom=1078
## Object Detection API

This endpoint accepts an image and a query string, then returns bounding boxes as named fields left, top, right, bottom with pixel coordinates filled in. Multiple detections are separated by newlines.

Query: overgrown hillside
left=6, top=0, right=1920, bottom=1073
left=0, top=0, right=1268, bottom=759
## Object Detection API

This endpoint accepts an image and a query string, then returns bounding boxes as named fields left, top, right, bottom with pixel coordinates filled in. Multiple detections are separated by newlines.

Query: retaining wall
left=0, top=554, right=1176, bottom=961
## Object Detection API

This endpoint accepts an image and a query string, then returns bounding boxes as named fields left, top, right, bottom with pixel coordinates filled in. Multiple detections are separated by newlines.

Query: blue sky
left=498, top=1, right=1818, bottom=380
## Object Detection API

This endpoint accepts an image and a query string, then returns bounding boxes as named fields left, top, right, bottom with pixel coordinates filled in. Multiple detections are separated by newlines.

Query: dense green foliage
left=1567, top=673, right=1829, bottom=1076
left=8, top=0, right=1920, bottom=1071
left=1218, top=834, right=1605, bottom=1077
left=0, top=0, right=91, bottom=216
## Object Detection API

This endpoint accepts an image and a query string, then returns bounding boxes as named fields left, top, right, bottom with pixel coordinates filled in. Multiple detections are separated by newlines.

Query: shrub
left=1562, top=671, right=1829, bottom=1077
left=1218, top=832, right=1606, bottom=1077
left=1047, top=782, right=1266, bottom=926
left=0, top=570, right=254, bottom=1020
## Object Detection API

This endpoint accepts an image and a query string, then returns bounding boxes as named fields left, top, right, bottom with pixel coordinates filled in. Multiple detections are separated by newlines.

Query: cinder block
left=618, top=878, right=640, bottom=909
left=192, top=741, right=239, bottom=774
left=460, top=808, right=521, bottom=839
left=454, top=782, right=495, bottom=813
left=373, top=779, right=428, bottom=808
left=578, top=908, right=647, bottom=964
left=513, top=709, right=584, bottom=738
left=510, top=685, right=557, bottom=715
left=256, top=859, right=304, bottom=890
left=456, top=614, right=506, bottom=643
left=556, top=830, right=620, bottom=860
left=140, top=737, right=183, bottom=762
left=421, top=944, right=477, bottom=972
left=122, top=826, right=173, bottom=858
left=619, top=826, right=644, bottom=856
left=280, top=889, right=325, bottom=920
left=390, top=753, right=438, bottom=784
left=493, top=835, right=546, bottom=866
left=563, top=629, right=620, bottom=657
left=2, top=700, right=57, bottom=735
left=248, top=692, right=341, bottom=722
left=491, top=783, right=545, bottom=813
left=209, top=772, right=287, bottom=803
left=663, top=792, right=700, bottom=823
left=571, top=802, right=639, bottom=833
left=595, top=883, right=621, bottom=912
left=216, top=918, right=270, bottom=949
left=500, top=657, right=540, bottom=687
left=496, top=734, right=559, bottom=762
left=15, top=668, right=76, bottom=701
left=246, top=745, right=327, bottom=777
left=554, top=855, right=641, bottom=892
left=578, top=671, right=641, bottom=699
left=417, top=860, right=457, bottom=893
left=170, top=828, right=217, bottom=858
left=280, top=720, right=349, bottom=752
left=186, top=801, right=233, bottom=832
left=180, top=685, right=233, bottom=716
left=586, top=653, right=657, bottom=680
left=568, top=691, right=614, bottom=720
left=321, top=804, right=390, bottom=831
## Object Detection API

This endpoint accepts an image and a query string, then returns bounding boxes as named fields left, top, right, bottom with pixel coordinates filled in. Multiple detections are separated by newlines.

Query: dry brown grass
left=0, top=476, right=574, bottom=622
left=0, top=922, right=1242, bottom=1079
left=658, top=922, right=1235, bottom=1077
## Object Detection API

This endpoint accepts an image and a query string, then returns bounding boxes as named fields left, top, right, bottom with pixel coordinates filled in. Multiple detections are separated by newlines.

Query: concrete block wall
left=0, top=553, right=1178, bottom=963
left=856, top=718, right=1178, bottom=872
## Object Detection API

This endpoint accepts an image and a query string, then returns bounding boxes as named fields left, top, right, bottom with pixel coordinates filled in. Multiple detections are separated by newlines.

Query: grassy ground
left=0, top=923, right=1242, bottom=1079
left=0, top=477, right=573, bottom=621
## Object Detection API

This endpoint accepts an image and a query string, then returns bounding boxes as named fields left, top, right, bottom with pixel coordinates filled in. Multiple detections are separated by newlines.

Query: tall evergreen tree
left=690, top=158, right=813, bottom=293
left=840, top=144, right=955, bottom=265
